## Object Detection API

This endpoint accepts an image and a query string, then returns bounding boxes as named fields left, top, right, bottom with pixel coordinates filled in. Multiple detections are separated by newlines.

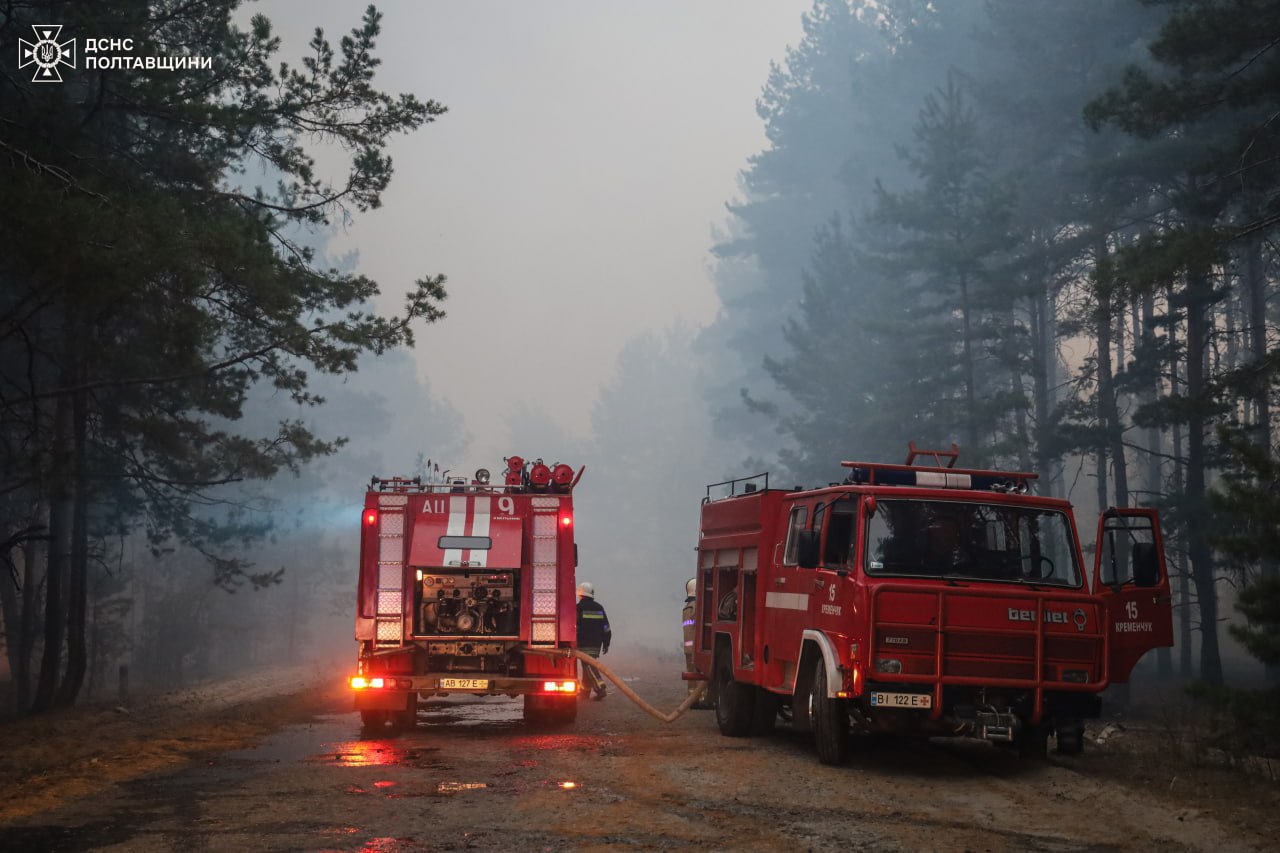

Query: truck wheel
left=360, top=710, right=389, bottom=728
left=392, top=694, right=418, bottom=731
left=714, top=652, right=756, bottom=737
left=810, top=662, right=848, bottom=765
left=1016, top=724, right=1050, bottom=760
left=791, top=668, right=813, bottom=734
left=751, top=687, right=778, bottom=735
left=1055, top=720, right=1085, bottom=755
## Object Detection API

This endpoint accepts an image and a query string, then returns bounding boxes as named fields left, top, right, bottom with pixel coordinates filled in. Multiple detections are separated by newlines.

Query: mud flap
left=354, top=690, right=412, bottom=712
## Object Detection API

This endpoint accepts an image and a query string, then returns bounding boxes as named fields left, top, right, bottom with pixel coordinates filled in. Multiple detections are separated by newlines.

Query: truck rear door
left=1092, top=507, right=1174, bottom=682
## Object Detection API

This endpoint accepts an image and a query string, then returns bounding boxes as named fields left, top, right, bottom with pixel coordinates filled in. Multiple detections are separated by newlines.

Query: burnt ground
left=1, top=652, right=1278, bottom=851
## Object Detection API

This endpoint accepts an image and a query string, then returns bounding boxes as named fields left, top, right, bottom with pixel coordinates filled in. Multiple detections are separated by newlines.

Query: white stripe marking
left=444, top=495, right=467, bottom=564
left=765, top=592, right=809, bottom=611
left=470, top=496, right=491, bottom=567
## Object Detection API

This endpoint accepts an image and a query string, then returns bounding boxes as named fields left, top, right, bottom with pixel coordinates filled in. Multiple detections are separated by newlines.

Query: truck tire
left=360, top=709, right=389, bottom=728
left=1016, top=724, right=1049, bottom=760
left=810, top=662, right=849, bottom=765
left=1055, top=720, right=1085, bottom=755
left=791, top=667, right=814, bottom=734
left=714, top=652, right=756, bottom=737
left=392, top=694, right=418, bottom=731
left=751, top=687, right=778, bottom=735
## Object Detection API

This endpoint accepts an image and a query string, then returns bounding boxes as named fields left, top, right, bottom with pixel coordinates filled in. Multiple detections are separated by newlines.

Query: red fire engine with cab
left=349, top=456, right=583, bottom=728
left=688, top=444, right=1173, bottom=764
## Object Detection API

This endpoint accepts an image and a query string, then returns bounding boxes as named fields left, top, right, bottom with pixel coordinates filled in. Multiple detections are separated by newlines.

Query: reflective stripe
left=765, top=592, right=809, bottom=611
left=443, top=496, right=467, bottom=564
left=470, top=496, right=490, bottom=567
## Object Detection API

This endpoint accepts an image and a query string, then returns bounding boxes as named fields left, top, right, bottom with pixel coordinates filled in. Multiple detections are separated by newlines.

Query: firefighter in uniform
left=683, top=578, right=713, bottom=709
left=576, top=582, right=611, bottom=700
left=682, top=578, right=698, bottom=690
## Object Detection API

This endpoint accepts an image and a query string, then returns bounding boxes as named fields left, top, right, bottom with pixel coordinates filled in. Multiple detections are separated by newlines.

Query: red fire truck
left=349, top=457, right=583, bottom=728
left=689, top=444, right=1173, bottom=764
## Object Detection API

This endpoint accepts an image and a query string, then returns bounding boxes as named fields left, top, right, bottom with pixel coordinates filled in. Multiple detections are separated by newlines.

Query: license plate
left=439, top=678, right=490, bottom=690
left=870, top=691, right=932, bottom=709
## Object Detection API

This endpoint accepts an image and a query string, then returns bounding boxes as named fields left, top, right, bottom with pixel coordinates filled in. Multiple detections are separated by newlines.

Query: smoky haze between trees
left=2, top=0, right=1279, bottom=741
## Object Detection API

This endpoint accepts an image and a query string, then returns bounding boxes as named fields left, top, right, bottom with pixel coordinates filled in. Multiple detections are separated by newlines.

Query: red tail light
left=560, top=513, right=573, bottom=528
left=364, top=509, right=378, bottom=526
left=542, top=680, right=576, bottom=693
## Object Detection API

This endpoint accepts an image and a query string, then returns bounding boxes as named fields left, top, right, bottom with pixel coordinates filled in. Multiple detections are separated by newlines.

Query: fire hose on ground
left=522, top=646, right=708, bottom=723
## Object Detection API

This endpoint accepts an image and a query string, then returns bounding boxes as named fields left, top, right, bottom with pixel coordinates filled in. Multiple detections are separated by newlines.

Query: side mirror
left=797, top=529, right=820, bottom=569
left=1133, top=541, right=1159, bottom=587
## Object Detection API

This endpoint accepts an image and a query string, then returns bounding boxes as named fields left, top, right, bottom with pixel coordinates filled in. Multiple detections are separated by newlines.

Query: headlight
left=874, top=658, right=902, bottom=674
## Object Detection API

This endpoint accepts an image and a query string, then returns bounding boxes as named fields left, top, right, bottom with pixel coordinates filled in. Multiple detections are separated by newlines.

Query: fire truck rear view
left=349, top=456, right=582, bottom=728
left=688, top=443, right=1174, bottom=764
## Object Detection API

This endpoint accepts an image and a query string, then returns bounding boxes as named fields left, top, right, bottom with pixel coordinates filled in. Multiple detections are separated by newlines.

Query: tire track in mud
left=2, top=656, right=1277, bottom=851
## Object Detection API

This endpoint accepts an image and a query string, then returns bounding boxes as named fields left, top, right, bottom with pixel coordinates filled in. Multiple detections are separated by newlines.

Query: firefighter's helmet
left=577, top=581, right=594, bottom=599
left=686, top=578, right=696, bottom=597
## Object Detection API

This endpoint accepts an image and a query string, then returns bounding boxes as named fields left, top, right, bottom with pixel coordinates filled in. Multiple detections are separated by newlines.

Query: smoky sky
left=256, top=0, right=809, bottom=461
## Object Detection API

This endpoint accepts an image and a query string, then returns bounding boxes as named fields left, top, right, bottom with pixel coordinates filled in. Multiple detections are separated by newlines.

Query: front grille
left=943, top=658, right=1036, bottom=680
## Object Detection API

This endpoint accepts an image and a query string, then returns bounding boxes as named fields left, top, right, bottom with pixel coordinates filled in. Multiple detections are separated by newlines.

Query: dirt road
left=1, top=652, right=1277, bottom=851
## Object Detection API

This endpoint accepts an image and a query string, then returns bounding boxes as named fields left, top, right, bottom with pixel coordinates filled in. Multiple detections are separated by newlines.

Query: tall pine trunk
left=1185, top=270, right=1222, bottom=685
left=31, top=390, right=73, bottom=712
left=958, top=271, right=979, bottom=456
left=56, top=381, right=90, bottom=707
left=1141, top=292, right=1173, bottom=678
left=1096, top=290, right=1130, bottom=511
left=1167, top=284, right=1194, bottom=677
left=18, top=518, right=44, bottom=713
left=1030, top=274, right=1059, bottom=494
left=0, top=525, right=26, bottom=713
left=1242, top=235, right=1276, bottom=682
left=1097, top=268, right=1132, bottom=701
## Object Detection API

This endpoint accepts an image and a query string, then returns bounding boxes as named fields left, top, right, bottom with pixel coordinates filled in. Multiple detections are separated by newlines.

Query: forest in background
left=700, top=0, right=1280, bottom=695
left=0, top=0, right=452, bottom=713
left=2, top=0, right=1278, bottom=725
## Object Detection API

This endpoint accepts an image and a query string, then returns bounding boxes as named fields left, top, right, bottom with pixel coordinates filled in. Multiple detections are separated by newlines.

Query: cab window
left=799, top=503, right=826, bottom=570
left=782, top=506, right=809, bottom=566
left=824, top=498, right=858, bottom=566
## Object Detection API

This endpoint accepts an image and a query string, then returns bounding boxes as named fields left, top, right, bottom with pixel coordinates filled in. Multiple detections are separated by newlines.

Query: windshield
left=865, top=498, right=1081, bottom=586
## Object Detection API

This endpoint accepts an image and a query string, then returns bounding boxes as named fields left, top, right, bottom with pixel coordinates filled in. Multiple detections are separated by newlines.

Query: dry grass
left=1067, top=698, right=1280, bottom=835
left=0, top=663, right=345, bottom=822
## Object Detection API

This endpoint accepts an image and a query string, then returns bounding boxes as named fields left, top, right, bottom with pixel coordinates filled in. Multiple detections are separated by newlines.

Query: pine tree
left=1086, top=0, right=1280, bottom=685
left=869, top=72, right=1021, bottom=465
left=0, top=1, right=446, bottom=711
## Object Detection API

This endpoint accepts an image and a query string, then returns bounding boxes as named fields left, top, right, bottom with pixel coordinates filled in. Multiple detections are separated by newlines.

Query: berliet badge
left=1073, top=608, right=1087, bottom=632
